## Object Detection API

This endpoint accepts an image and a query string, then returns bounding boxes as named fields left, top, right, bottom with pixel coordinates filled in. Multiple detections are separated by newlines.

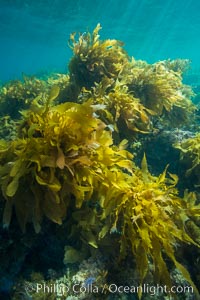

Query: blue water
left=1, top=0, right=200, bottom=83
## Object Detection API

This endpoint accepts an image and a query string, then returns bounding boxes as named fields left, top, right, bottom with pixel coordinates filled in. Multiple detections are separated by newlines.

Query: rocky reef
left=0, top=24, right=200, bottom=300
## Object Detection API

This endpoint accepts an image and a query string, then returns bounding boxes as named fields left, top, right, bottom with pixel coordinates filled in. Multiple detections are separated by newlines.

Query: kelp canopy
left=0, top=24, right=200, bottom=298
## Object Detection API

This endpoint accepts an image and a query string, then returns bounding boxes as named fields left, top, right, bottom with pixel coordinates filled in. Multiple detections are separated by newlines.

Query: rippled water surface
left=1, top=0, right=200, bottom=82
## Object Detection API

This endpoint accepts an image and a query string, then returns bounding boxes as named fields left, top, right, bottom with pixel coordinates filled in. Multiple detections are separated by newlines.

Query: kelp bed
left=0, top=24, right=200, bottom=300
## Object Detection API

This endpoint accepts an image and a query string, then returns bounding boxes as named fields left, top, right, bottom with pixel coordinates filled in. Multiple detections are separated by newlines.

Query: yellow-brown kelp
left=174, top=133, right=200, bottom=186
left=0, top=88, right=133, bottom=233
left=0, top=76, right=48, bottom=119
left=68, top=23, right=129, bottom=89
left=127, top=60, right=195, bottom=127
left=74, top=154, right=200, bottom=298
left=78, top=79, right=154, bottom=137
left=68, top=24, right=195, bottom=138
left=0, top=73, right=74, bottom=122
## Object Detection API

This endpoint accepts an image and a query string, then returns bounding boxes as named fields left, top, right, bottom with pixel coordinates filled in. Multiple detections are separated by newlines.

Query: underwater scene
left=1, top=0, right=200, bottom=299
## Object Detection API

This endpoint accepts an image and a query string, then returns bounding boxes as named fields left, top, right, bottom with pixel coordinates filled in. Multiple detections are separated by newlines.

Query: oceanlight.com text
left=25, top=282, right=194, bottom=297
left=107, top=283, right=193, bottom=296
